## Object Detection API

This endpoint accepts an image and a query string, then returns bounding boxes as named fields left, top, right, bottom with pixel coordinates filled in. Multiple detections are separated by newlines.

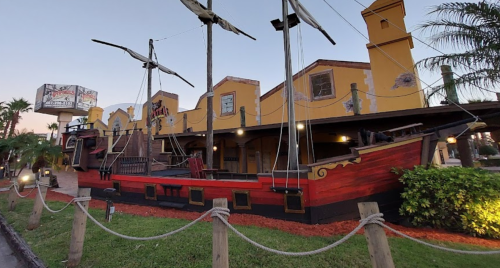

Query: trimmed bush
left=394, top=166, right=500, bottom=238
left=478, top=145, right=498, bottom=156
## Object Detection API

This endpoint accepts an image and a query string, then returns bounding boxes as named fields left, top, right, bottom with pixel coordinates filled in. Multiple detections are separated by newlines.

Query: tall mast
left=206, top=0, right=214, bottom=176
left=147, top=39, right=154, bottom=176
left=281, top=0, right=298, bottom=170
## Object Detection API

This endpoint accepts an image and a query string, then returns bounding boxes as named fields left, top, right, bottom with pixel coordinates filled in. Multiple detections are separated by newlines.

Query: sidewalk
left=0, top=169, right=78, bottom=197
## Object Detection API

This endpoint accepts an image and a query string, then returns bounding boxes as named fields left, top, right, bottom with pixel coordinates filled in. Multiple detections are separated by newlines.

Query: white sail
left=288, top=0, right=321, bottom=29
left=179, top=0, right=256, bottom=40
left=288, top=0, right=336, bottom=45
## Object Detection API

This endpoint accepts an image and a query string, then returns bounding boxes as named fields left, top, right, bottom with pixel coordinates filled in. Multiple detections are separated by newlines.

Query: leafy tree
left=417, top=1, right=500, bottom=101
left=0, top=132, right=62, bottom=176
left=5, top=98, right=32, bottom=138
left=47, top=122, right=58, bottom=144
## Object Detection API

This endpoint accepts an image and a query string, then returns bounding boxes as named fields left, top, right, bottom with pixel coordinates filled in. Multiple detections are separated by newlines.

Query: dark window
left=233, top=190, right=251, bottom=210
left=112, top=181, right=121, bottom=196
left=310, top=70, right=335, bottom=100
left=72, top=139, right=83, bottom=165
left=189, top=187, right=205, bottom=206
left=144, top=184, right=157, bottom=200
left=381, top=19, right=389, bottom=29
left=285, top=193, right=305, bottom=214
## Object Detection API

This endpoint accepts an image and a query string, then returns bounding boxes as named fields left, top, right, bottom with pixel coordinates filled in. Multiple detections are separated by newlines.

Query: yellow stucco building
left=86, top=0, right=428, bottom=173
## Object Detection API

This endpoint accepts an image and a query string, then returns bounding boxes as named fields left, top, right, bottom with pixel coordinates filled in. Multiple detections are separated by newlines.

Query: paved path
left=0, top=231, right=23, bottom=268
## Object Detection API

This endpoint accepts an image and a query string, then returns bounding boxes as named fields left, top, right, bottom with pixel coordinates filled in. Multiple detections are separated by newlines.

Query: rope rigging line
left=76, top=203, right=229, bottom=241
left=100, top=65, right=148, bottom=170
left=294, top=91, right=351, bottom=108
left=270, top=67, right=289, bottom=188
left=216, top=110, right=240, bottom=120
left=187, top=112, right=208, bottom=124
left=350, top=0, right=500, bottom=95
left=152, top=47, right=188, bottom=157
left=245, top=102, right=285, bottom=117
left=152, top=158, right=190, bottom=167
left=322, top=0, right=480, bottom=120
left=155, top=25, right=204, bottom=42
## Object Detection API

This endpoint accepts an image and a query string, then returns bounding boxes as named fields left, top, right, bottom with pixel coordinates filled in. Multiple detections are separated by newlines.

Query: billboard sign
left=42, top=84, right=77, bottom=109
left=34, top=85, right=44, bottom=111
left=34, top=84, right=98, bottom=115
left=76, top=86, right=98, bottom=110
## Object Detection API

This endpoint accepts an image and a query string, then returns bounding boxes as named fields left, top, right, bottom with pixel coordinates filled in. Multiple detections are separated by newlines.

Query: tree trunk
left=8, top=112, right=19, bottom=137
left=50, top=130, right=54, bottom=144
left=3, top=120, right=11, bottom=139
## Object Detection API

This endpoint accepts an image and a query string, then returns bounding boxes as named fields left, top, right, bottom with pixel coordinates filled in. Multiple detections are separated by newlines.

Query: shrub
left=478, top=145, right=498, bottom=156
left=394, top=166, right=500, bottom=238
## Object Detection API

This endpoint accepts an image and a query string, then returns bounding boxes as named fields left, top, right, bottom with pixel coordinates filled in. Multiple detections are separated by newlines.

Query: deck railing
left=115, top=157, right=148, bottom=175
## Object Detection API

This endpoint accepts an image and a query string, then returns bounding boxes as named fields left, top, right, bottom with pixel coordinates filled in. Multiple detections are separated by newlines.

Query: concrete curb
left=0, top=213, right=46, bottom=268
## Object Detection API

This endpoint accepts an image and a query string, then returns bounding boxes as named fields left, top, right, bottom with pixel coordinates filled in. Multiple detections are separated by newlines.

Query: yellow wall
left=260, top=64, right=373, bottom=125
left=362, top=0, right=425, bottom=111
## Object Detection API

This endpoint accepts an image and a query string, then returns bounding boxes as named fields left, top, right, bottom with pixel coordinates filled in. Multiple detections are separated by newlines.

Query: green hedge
left=394, top=166, right=500, bottom=238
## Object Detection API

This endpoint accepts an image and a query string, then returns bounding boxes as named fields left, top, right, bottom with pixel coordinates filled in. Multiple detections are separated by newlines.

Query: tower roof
left=362, top=0, right=406, bottom=17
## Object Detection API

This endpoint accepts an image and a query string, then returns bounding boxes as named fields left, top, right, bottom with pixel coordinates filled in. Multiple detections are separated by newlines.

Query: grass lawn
left=1, top=197, right=499, bottom=268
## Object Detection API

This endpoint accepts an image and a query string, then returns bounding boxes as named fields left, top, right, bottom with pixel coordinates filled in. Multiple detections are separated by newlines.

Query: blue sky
left=1, top=0, right=489, bottom=133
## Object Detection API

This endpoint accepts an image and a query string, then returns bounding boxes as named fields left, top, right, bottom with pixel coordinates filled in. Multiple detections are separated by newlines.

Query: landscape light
left=213, top=146, right=217, bottom=152
left=237, top=129, right=244, bottom=135
left=297, top=123, right=305, bottom=130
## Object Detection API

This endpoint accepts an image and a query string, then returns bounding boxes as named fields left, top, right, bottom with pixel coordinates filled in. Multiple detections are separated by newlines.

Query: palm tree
left=0, top=102, right=6, bottom=138
left=6, top=98, right=32, bottom=138
left=417, top=1, right=500, bottom=101
left=77, top=116, right=88, bottom=129
left=47, top=122, right=58, bottom=144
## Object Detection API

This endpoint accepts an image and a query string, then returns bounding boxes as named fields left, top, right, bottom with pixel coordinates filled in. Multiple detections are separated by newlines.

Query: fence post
left=67, top=188, right=91, bottom=267
left=358, top=202, right=395, bottom=268
left=27, top=177, right=50, bottom=230
left=212, top=198, right=229, bottom=268
left=7, top=184, right=19, bottom=211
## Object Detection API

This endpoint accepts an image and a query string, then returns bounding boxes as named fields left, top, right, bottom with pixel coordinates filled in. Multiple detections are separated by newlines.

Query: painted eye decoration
left=166, top=115, right=176, bottom=127
left=343, top=97, right=362, bottom=113
left=391, top=72, right=417, bottom=90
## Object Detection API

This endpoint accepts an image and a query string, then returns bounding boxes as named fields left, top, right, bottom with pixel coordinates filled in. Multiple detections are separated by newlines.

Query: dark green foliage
left=478, top=145, right=498, bottom=156
left=479, top=158, right=500, bottom=167
left=417, top=1, right=500, bottom=102
left=395, top=166, right=500, bottom=238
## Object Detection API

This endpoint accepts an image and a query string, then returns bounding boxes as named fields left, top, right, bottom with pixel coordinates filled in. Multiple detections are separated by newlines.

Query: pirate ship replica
left=62, top=0, right=460, bottom=224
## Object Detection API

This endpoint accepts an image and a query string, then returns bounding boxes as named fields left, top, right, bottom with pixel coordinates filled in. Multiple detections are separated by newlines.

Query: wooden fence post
left=358, top=202, right=395, bottom=268
left=212, top=198, right=229, bottom=268
left=67, top=188, right=91, bottom=267
left=27, top=177, right=50, bottom=230
left=7, top=184, right=19, bottom=211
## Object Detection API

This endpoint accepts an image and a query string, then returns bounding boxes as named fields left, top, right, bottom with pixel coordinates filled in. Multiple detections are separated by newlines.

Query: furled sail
left=179, top=0, right=256, bottom=40
left=91, top=39, right=195, bottom=87
left=288, top=0, right=336, bottom=45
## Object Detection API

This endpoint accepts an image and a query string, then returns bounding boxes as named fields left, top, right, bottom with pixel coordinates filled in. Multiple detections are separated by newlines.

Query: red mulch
left=3, top=189, right=500, bottom=249
left=0, top=179, right=12, bottom=188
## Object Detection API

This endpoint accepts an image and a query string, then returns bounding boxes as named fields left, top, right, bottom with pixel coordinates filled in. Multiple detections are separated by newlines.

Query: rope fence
left=6, top=183, right=500, bottom=268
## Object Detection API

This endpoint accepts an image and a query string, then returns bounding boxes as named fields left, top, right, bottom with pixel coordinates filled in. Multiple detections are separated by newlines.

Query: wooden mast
left=146, top=39, right=154, bottom=176
left=281, top=0, right=299, bottom=170
left=206, top=0, right=214, bottom=177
